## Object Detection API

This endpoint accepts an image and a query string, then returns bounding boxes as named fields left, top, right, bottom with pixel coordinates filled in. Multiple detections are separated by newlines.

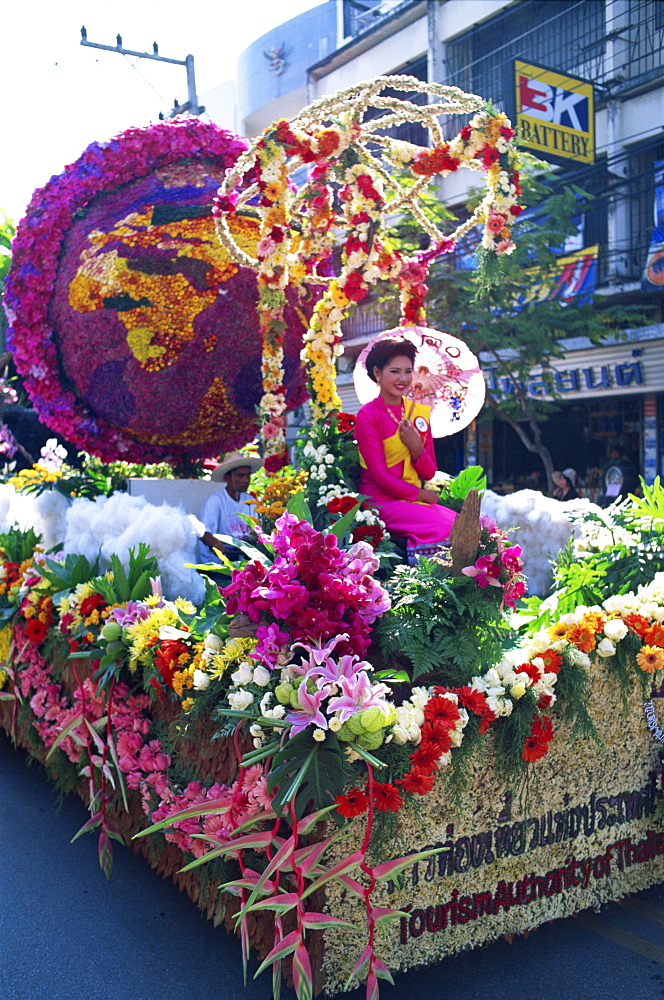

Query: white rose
left=192, top=669, right=210, bottom=691
left=252, top=665, right=272, bottom=687
left=596, top=637, right=617, bottom=657
left=227, top=689, right=254, bottom=711
left=603, top=619, right=628, bottom=642
left=231, top=661, right=254, bottom=686
left=203, top=634, right=223, bottom=651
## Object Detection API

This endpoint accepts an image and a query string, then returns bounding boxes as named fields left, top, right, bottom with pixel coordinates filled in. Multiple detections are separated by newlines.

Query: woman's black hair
left=365, top=338, right=416, bottom=383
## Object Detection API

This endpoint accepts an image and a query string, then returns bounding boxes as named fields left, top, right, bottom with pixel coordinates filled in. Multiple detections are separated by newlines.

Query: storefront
left=479, top=327, right=664, bottom=497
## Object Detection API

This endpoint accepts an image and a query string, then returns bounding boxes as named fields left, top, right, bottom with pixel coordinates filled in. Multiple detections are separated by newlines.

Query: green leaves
left=438, top=466, right=487, bottom=512
left=268, top=730, right=348, bottom=818
left=374, top=558, right=511, bottom=683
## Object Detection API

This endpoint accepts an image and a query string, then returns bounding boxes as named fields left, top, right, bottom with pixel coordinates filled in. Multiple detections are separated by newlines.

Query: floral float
left=3, top=119, right=310, bottom=465
left=1, top=477, right=663, bottom=997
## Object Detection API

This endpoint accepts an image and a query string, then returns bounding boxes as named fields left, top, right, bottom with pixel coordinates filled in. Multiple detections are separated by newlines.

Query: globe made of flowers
left=4, top=120, right=310, bottom=464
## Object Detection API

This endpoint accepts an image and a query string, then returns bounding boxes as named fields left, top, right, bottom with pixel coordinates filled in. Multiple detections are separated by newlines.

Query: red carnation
left=335, top=786, right=368, bottom=818
left=398, top=768, right=436, bottom=795
left=327, top=495, right=358, bottom=515
left=336, top=412, right=356, bottom=434
left=373, top=782, right=403, bottom=813
left=264, top=452, right=288, bottom=474
left=351, top=524, right=384, bottom=549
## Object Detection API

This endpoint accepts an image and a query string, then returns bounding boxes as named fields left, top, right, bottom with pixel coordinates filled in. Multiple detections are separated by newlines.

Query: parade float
left=1, top=77, right=663, bottom=999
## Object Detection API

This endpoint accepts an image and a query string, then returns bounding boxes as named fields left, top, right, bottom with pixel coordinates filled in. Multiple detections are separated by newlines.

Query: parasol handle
left=404, top=386, right=421, bottom=422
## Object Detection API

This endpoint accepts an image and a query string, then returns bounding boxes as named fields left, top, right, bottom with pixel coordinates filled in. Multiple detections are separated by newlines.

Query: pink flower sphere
left=5, top=119, right=309, bottom=464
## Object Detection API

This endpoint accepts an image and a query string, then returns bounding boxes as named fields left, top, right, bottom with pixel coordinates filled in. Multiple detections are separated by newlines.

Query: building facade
left=229, top=0, right=664, bottom=493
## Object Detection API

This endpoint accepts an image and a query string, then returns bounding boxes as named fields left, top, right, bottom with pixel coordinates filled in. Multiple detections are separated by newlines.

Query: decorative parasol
left=353, top=325, right=485, bottom=437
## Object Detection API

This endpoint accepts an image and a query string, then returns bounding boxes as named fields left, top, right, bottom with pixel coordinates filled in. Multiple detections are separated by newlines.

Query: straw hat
left=210, top=451, right=262, bottom=482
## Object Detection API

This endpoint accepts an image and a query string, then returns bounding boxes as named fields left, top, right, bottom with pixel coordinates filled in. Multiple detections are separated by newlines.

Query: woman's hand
left=398, top=419, right=424, bottom=460
left=416, top=488, right=439, bottom=505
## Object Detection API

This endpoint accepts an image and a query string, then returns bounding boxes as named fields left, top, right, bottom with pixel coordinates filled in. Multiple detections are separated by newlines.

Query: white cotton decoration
left=63, top=491, right=205, bottom=605
left=31, top=490, right=71, bottom=551
left=0, top=484, right=18, bottom=533
left=480, top=489, right=602, bottom=597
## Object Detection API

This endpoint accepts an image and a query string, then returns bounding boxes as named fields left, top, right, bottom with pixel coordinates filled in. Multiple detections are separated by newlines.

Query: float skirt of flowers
left=1, top=635, right=662, bottom=995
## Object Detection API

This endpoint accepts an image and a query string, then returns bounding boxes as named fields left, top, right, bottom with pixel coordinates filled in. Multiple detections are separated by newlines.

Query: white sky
left=2, top=0, right=319, bottom=221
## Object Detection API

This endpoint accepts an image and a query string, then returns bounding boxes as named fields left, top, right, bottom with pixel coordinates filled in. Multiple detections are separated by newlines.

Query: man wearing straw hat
left=197, top=451, right=262, bottom=565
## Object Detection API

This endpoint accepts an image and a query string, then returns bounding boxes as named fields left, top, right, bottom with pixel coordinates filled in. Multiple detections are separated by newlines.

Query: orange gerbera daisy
left=624, top=613, right=651, bottom=640
left=644, top=623, right=664, bottom=646
left=579, top=611, right=607, bottom=632
left=539, top=648, right=563, bottom=673
left=636, top=645, right=664, bottom=674
left=566, top=623, right=596, bottom=654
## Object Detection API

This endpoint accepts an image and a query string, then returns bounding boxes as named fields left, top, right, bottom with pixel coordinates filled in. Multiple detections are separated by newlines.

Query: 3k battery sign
left=513, top=60, right=595, bottom=166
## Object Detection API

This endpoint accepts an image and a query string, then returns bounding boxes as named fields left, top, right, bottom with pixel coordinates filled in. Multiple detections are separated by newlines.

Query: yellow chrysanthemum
left=0, top=625, right=12, bottom=664
left=0, top=668, right=7, bottom=689
left=126, top=607, right=181, bottom=664
left=207, top=636, right=258, bottom=680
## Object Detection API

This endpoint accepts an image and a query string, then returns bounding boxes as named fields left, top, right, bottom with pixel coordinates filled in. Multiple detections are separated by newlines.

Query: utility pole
left=80, top=27, right=205, bottom=118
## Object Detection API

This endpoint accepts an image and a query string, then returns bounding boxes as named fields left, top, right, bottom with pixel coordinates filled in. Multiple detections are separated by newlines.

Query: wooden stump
left=449, top=488, right=481, bottom=576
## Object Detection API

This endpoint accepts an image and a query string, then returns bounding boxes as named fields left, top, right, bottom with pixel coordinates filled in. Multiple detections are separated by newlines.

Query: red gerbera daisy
left=78, top=592, right=107, bottom=618
left=335, top=786, right=368, bottom=818
left=455, top=686, right=490, bottom=717
left=24, top=618, right=48, bottom=644
left=521, top=735, right=549, bottom=762
left=624, top=613, right=650, bottom=640
left=373, top=782, right=403, bottom=813
left=410, top=743, right=442, bottom=772
left=398, top=768, right=436, bottom=795
left=423, top=695, right=460, bottom=727
left=520, top=661, right=543, bottom=683
left=420, top=720, right=454, bottom=754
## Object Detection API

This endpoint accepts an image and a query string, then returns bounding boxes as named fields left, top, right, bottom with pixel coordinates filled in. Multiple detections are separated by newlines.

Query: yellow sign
left=514, top=60, right=595, bottom=165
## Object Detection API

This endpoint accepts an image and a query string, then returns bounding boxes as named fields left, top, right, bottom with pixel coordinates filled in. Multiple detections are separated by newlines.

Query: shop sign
left=508, top=59, right=595, bottom=166
left=485, top=359, right=644, bottom=400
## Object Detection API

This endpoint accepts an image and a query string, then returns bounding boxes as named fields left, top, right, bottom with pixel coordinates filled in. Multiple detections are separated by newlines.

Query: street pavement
left=2, top=729, right=664, bottom=1000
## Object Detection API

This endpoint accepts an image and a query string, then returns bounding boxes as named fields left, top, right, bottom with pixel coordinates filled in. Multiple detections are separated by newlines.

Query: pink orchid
left=461, top=553, right=502, bottom=588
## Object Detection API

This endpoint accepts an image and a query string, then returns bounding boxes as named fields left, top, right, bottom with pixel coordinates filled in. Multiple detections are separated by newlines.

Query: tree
left=423, top=166, right=645, bottom=491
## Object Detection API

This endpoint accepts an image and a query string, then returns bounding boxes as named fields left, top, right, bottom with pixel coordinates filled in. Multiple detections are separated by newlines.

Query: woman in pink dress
left=354, top=337, right=457, bottom=562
